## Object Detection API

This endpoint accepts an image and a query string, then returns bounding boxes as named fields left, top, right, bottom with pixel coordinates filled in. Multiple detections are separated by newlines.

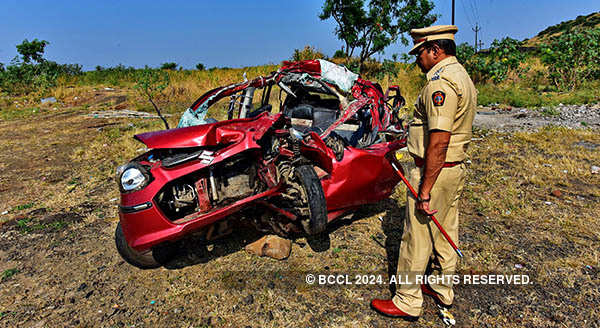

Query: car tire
left=295, top=165, right=327, bottom=235
left=115, top=222, right=174, bottom=269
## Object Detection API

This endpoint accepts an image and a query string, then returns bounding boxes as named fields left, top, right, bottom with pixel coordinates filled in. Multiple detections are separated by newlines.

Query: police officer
left=371, top=25, right=477, bottom=321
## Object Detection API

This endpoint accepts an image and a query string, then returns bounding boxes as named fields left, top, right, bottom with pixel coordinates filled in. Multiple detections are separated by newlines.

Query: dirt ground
left=0, top=102, right=599, bottom=327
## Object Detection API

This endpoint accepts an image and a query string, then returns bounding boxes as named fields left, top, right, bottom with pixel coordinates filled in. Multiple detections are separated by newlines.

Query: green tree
left=196, top=63, right=205, bottom=70
left=319, top=0, right=437, bottom=69
left=16, top=39, right=49, bottom=64
left=160, top=62, right=178, bottom=70
left=134, top=69, right=171, bottom=129
left=540, top=28, right=600, bottom=90
left=0, top=39, right=81, bottom=94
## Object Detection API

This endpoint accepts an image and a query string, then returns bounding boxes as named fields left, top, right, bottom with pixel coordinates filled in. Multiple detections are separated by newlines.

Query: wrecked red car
left=115, top=59, right=407, bottom=268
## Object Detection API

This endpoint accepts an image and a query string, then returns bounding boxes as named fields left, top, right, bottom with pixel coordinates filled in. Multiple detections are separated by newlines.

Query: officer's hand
left=417, top=200, right=438, bottom=216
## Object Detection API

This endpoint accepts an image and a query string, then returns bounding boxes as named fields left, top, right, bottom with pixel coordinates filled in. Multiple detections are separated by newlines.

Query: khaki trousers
left=392, top=163, right=466, bottom=316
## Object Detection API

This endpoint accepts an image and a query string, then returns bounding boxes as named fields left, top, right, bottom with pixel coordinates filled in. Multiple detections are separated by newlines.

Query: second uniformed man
left=371, top=25, right=477, bottom=321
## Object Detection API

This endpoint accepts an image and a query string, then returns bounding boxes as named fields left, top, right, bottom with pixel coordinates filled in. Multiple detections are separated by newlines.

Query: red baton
left=390, top=161, right=464, bottom=258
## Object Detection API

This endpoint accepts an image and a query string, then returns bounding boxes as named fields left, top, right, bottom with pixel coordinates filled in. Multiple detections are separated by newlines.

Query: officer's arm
left=418, top=130, right=451, bottom=201
left=418, top=79, right=457, bottom=210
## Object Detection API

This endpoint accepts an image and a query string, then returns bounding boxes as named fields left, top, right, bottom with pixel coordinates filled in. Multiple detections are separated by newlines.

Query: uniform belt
left=413, top=157, right=463, bottom=168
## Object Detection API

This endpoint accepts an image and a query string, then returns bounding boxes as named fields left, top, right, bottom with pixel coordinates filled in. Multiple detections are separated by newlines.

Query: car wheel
left=115, top=222, right=174, bottom=269
left=294, top=165, right=328, bottom=235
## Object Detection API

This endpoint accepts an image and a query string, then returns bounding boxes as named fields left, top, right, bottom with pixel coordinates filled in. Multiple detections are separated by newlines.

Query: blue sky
left=1, top=0, right=598, bottom=70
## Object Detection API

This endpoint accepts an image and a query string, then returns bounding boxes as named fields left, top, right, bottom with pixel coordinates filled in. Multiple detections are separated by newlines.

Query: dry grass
left=0, top=68, right=599, bottom=327
left=45, top=63, right=423, bottom=120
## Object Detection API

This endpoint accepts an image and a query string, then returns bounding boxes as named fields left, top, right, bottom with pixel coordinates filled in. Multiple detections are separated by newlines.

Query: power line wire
left=469, top=0, right=480, bottom=23
left=460, top=0, right=474, bottom=27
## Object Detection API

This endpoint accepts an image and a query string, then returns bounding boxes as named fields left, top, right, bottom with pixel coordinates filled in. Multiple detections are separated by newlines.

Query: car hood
left=134, top=112, right=281, bottom=149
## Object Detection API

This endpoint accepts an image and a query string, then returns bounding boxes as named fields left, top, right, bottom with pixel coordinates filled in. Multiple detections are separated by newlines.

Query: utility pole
left=477, top=40, right=484, bottom=52
left=472, top=23, right=480, bottom=51
left=452, top=0, right=455, bottom=25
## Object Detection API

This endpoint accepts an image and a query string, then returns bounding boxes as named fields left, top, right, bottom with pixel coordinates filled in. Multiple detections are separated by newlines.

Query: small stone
left=245, top=235, right=291, bottom=260
left=591, top=166, right=600, bottom=174
left=544, top=201, right=553, bottom=205
left=551, top=190, right=562, bottom=198
left=514, top=264, right=523, bottom=269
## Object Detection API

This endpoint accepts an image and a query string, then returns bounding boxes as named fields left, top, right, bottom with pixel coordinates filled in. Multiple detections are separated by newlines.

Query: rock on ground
left=245, top=235, right=292, bottom=260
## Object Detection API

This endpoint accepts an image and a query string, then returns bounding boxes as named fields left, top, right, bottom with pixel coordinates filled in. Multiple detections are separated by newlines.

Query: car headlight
left=120, top=167, right=147, bottom=191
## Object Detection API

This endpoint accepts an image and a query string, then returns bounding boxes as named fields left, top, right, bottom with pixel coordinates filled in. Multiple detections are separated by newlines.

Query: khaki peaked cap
left=408, top=25, right=458, bottom=55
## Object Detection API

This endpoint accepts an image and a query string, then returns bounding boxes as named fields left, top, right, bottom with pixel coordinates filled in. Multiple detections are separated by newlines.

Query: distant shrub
left=540, top=28, right=600, bottom=90
left=160, top=62, right=178, bottom=70
left=457, top=38, right=527, bottom=84
left=291, top=46, right=325, bottom=61
left=456, top=43, right=476, bottom=65
left=375, top=59, right=400, bottom=79
left=78, top=64, right=137, bottom=86
left=536, top=12, right=600, bottom=38
left=332, top=49, right=346, bottom=59
left=196, top=63, right=205, bottom=71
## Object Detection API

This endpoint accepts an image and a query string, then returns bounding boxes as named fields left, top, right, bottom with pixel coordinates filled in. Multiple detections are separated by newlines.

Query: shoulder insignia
left=430, top=67, right=444, bottom=81
left=432, top=91, right=445, bottom=106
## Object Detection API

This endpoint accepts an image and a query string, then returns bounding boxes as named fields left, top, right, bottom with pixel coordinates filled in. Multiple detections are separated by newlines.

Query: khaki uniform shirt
left=407, top=56, right=477, bottom=162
